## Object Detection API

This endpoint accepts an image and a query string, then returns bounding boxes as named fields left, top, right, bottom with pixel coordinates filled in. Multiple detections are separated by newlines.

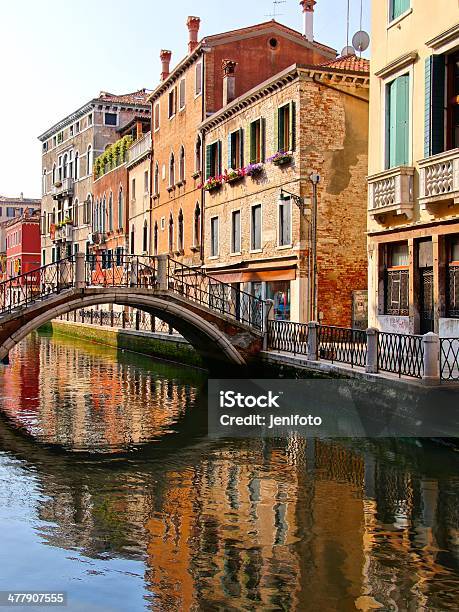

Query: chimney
left=222, top=60, right=237, bottom=107
left=300, top=0, right=316, bottom=42
left=160, top=50, right=172, bottom=81
left=20, top=192, right=23, bottom=200
left=187, top=16, right=201, bottom=54
left=136, top=120, right=143, bottom=140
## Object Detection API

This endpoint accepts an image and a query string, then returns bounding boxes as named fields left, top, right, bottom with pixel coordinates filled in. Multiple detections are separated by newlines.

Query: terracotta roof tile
left=320, top=54, right=370, bottom=73
left=96, top=89, right=151, bottom=105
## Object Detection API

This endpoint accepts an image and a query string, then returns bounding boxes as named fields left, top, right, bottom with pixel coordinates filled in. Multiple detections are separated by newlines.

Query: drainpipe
left=200, top=51, right=206, bottom=266
left=310, top=172, right=320, bottom=321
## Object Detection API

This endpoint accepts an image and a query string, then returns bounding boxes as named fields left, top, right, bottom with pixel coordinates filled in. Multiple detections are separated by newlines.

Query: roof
left=320, top=54, right=370, bottom=73
left=0, top=195, right=41, bottom=204
left=117, top=114, right=152, bottom=135
left=97, top=89, right=152, bottom=105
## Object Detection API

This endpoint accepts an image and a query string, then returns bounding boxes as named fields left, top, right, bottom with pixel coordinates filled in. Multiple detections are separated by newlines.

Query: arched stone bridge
left=0, top=254, right=268, bottom=367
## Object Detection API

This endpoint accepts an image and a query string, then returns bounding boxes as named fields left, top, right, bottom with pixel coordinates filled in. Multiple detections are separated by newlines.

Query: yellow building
left=367, top=1, right=459, bottom=335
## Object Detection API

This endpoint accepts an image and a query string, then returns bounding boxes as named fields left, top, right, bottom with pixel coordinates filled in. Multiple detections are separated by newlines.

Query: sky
left=0, top=0, right=371, bottom=199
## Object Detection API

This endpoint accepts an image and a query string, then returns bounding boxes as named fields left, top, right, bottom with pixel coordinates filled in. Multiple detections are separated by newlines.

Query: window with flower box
left=205, top=141, right=222, bottom=179
left=275, top=102, right=296, bottom=152
left=250, top=118, right=265, bottom=163
left=228, top=129, right=243, bottom=169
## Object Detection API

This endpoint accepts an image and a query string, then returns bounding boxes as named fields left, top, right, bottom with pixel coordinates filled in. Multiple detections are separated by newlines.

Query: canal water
left=0, top=329, right=458, bottom=611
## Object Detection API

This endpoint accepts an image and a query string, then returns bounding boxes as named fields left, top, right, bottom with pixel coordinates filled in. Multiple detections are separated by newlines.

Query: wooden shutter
left=247, top=123, right=254, bottom=164
left=388, top=75, right=409, bottom=167
left=217, top=140, right=222, bottom=175
left=289, top=101, right=296, bottom=152
left=274, top=109, right=280, bottom=153
left=425, top=55, right=445, bottom=157
left=205, top=144, right=212, bottom=179
left=228, top=133, right=233, bottom=169
left=261, top=118, right=266, bottom=162
left=239, top=128, right=244, bottom=167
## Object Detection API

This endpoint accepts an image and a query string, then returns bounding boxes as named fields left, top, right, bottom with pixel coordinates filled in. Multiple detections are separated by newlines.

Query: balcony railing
left=419, top=148, right=459, bottom=210
left=53, top=177, right=74, bottom=199
left=127, top=132, right=152, bottom=166
left=367, top=166, right=414, bottom=222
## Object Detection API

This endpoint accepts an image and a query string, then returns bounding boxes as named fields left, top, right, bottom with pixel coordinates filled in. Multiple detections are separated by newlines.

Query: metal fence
left=440, top=338, right=459, bottom=381
left=317, top=325, right=367, bottom=368
left=267, top=320, right=308, bottom=354
left=60, top=309, right=178, bottom=335
left=377, top=332, right=424, bottom=379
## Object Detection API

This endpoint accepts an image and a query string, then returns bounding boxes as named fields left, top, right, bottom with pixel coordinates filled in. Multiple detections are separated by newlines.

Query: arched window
left=108, top=192, right=113, bottom=232
left=118, top=187, right=123, bottom=230
left=194, top=203, right=201, bottom=246
left=154, top=222, right=158, bottom=255
left=179, top=146, right=185, bottom=182
left=52, top=163, right=56, bottom=185
left=74, top=152, right=79, bottom=180
left=68, top=151, right=73, bottom=178
left=73, top=199, right=79, bottom=227
left=63, top=153, right=68, bottom=179
left=169, top=152, right=175, bottom=187
left=84, top=194, right=92, bottom=225
left=94, top=199, right=99, bottom=231
left=154, top=162, right=159, bottom=195
left=86, top=145, right=92, bottom=175
left=42, top=169, right=47, bottom=195
left=178, top=209, right=184, bottom=252
left=168, top=214, right=174, bottom=252
left=101, top=195, right=106, bottom=233
left=143, top=220, right=148, bottom=252
left=130, top=224, right=135, bottom=254
left=195, top=136, right=201, bottom=173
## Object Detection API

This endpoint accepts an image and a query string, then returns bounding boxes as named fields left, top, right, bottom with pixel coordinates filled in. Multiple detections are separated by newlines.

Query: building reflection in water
left=0, top=332, right=458, bottom=610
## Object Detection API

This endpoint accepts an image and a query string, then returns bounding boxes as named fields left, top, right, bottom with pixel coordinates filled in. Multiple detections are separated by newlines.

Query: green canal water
left=0, top=330, right=458, bottom=611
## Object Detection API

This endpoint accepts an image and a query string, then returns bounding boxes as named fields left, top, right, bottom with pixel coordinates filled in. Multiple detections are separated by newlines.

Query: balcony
left=367, top=166, right=415, bottom=222
left=52, top=223, right=73, bottom=243
left=419, top=149, right=459, bottom=211
left=53, top=177, right=74, bottom=199
left=127, top=132, right=152, bottom=166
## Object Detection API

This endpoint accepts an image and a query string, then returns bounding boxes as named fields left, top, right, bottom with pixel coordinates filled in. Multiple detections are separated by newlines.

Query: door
left=420, top=267, right=434, bottom=334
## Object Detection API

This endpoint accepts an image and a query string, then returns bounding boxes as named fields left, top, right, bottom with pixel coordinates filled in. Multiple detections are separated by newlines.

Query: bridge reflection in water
left=0, top=332, right=458, bottom=611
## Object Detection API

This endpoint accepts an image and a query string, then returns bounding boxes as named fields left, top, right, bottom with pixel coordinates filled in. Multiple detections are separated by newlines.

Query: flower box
left=200, top=176, right=223, bottom=192
left=191, top=171, right=201, bottom=180
left=268, top=151, right=293, bottom=166
left=246, top=163, right=264, bottom=177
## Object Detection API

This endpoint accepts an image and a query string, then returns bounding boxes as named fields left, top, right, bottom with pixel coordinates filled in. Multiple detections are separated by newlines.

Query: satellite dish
left=352, top=30, right=370, bottom=52
left=341, top=46, right=356, bottom=57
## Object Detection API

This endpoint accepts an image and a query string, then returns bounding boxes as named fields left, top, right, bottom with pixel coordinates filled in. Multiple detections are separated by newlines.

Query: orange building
left=148, top=6, right=336, bottom=266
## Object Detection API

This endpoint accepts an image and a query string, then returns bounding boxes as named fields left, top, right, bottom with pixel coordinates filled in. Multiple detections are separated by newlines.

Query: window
left=144, top=170, right=149, bottom=194
left=42, top=169, right=47, bottom=195
left=194, top=203, right=201, bottom=246
left=179, top=146, right=185, bottom=182
left=108, top=192, right=113, bottom=231
left=68, top=151, right=73, bottom=178
left=52, top=164, right=56, bottom=184
left=205, top=141, right=222, bottom=178
left=42, top=142, right=48, bottom=153
left=169, top=152, right=175, bottom=186
left=231, top=210, right=241, bottom=254
left=179, top=78, right=186, bottom=110
left=447, top=236, right=459, bottom=317
left=267, top=281, right=291, bottom=321
left=84, top=195, right=91, bottom=225
left=168, top=88, right=176, bottom=118
left=447, top=52, right=459, bottom=151
left=104, top=112, right=117, bottom=126
left=154, top=222, right=158, bottom=255
left=86, top=145, right=92, bottom=175
left=75, top=121, right=80, bottom=134
left=250, top=118, right=265, bottom=163
left=130, top=225, right=135, bottom=254
left=168, top=214, right=174, bottom=252
left=143, top=221, right=148, bottom=252
left=70, top=124, right=74, bottom=137
left=384, top=243, right=409, bottom=315
left=88, top=113, right=93, bottom=126
left=131, top=178, right=136, bottom=200
left=229, top=129, right=243, bottom=169
left=57, top=131, right=63, bottom=144
left=178, top=209, right=184, bottom=252
left=390, top=0, right=410, bottom=22
left=6, top=207, right=15, bottom=218
left=210, top=216, right=219, bottom=257
left=118, top=188, right=123, bottom=229
left=74, top=152, right=79, bottom=179
left=63, top=153, right=68, bottom=179
left=195, top=136, right=202, bottom=173
left=101, top=196, right=106, bottom=233
left=116, top=247, right=124, bottom=266
left=386, top=74, right=409, bottom=168
left=251, top=204, right=262, bottom=250
left=154, top=103, right=160, bottom=131
left=73, top=199, right=79, bottom=227
left=195, top=61, right=202, bottom=96
left=42, top=249, right=46, bottom=266
left=278, top=199, right=291, bottom=246
left=154, top=162, right=159, bottom=194
left=276, top=102, right=296, bottom=152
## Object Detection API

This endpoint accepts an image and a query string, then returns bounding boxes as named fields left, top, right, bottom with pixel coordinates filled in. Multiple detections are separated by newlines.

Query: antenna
left=266, top=0, right=286, bottom=19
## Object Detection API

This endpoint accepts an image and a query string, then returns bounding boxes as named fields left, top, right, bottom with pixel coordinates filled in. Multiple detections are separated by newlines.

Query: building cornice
left=426, top=23, right=459, bottom=51
left=374, top=51, right=418, bottom=79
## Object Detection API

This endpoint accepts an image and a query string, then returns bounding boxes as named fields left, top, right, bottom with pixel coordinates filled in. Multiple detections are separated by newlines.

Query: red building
left=5, top=208, right=41, bottom=279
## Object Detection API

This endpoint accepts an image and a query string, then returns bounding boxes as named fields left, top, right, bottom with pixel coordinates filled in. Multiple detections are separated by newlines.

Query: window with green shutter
left=277, top=102, right=296, bottom=153
left=386, top=74, right=410, bottom=168
left=390, top=0, right=410, bottom=22
left=425, top=55, right=446, bottom=158
left=250, top=118, right=266, bottom=163
left=228, top=129, right=244, bottom=169
left=206, top=141, right=222, bottom=178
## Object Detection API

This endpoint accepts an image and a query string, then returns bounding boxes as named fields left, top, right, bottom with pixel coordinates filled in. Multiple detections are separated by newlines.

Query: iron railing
left=61, top=309, right=178, bottom=335
left=317, top=325, right=367, bottom=368
left=267, top=320, right=308, bottom=355
left=86, top=254, right=157, bottom=289
left=378, top=331, right=424, bottom=379
left=440, top=338, right=459, bottom=381
left=167, top=259, right=265, bottom=331
left=0, top=256, right=75, bottom=315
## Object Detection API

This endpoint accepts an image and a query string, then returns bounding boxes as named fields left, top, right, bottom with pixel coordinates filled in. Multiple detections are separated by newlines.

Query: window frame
left=388, top=0, right=411, bottom=24
left=278, top=198, right=292, bottom=248
left=179, top=78, right=186, bottom=111
left=250, top=203, right=262, bottom=252
left=195, top=61, right=203, bottom=97
left=381, top=66, right=413, bottom=170
left=231, top=209, right=241, bottom=255
left=210, top=215, right=219, bottom=258
left=168, top=88, right=177, bottom=119
left=154, top=102, right=160, bottom=132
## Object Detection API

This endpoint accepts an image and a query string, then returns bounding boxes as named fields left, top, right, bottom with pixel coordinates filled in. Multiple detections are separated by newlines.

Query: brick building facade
left=201, top=59, right=369, bottom=326
left=148, top=13, right=336, bottom=267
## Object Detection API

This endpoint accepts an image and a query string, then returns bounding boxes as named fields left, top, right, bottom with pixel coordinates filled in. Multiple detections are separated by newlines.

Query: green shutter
left=425, top=55, right=445, bottom=157
left=390, top=0, right=410, bottom=21
left=248, top=123, right=255, bottom=164
left=274, top=109, right=280, bottom=153
left=388, top=75, right=409, bottom=168
left=289, top=101, right=296, bottom=152
left=261, top=118, right=266, bottom=162
left=206, top=144, right=212, bottom=179
left=228, top=133, right=233, bottom=169
left=217, top=140, right=222, bottom=175
left=239, top=128, right=244, bottom=167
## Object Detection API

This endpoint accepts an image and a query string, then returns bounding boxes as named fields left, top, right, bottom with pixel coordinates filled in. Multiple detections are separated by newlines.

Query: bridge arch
left=0, top=289, right=262, bottom=367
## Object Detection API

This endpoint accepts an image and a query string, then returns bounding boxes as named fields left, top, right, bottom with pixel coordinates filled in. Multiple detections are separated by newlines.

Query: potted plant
left=268, top=151, right=293, bottom=166
left=245, top=162, right=264, bottom=177
left=199, top=176, right=223, bottom=192
left=223, top=168, right=246, bottom=184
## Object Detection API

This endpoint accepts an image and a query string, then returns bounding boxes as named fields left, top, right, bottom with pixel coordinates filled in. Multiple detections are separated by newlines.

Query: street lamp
left=278, top=188, right=306, bottom=214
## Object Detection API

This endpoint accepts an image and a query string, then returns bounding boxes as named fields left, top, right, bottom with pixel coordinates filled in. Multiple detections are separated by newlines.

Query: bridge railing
left=85, top=254, right=157, bottom=288
left=0, top=256, right=75, bottom=315
left=167, top=258, right=265, bottom=331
